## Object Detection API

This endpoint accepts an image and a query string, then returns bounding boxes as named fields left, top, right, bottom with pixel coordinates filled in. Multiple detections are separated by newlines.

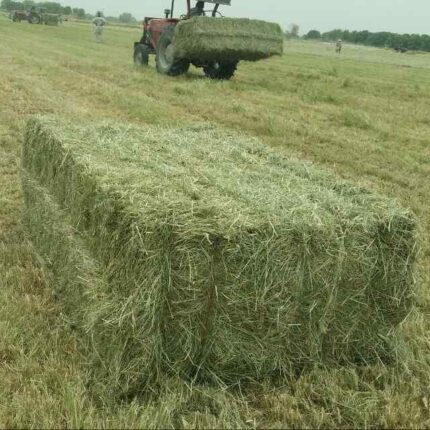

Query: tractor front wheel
left=156, top=26, right=190, bottom=76
left=134, top=44, right=150, bottom=67
left=203, top=61, right=238, bottom=80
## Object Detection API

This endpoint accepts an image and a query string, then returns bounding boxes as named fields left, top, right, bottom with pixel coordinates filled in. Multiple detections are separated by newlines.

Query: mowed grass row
left=0, top=14, right=429, bottom=428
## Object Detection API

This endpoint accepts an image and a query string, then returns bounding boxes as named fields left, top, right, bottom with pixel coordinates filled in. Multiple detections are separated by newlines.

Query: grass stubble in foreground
left=0, top=14, right=429, bottom=428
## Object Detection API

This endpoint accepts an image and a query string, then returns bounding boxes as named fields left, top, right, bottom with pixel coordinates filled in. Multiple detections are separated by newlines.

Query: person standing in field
left=336, top=39, right=343, bottom=54
left=92, top=11, right=106, bottom=43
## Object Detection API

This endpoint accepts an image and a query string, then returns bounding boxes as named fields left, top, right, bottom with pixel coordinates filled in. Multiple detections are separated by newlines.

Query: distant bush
left=118, top=12, right=136, bottom=23
left=71, top=7, right=85, bottom=18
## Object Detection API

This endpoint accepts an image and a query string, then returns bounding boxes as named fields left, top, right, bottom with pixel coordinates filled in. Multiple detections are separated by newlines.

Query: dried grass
left=22, top=117, right=419, bottom=398
left=42, top=14, right=59, bottom=26
left=174, top=17, right=284, bottom=62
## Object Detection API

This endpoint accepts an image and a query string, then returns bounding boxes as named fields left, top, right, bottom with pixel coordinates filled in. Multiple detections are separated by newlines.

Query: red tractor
left=133, top=0, right=237, bottom=80
left=11, top=10, right=28, bottom=22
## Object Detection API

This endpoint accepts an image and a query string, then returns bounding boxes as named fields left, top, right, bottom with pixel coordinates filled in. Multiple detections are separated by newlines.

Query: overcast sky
left=67, top=0, right=429, bottom=35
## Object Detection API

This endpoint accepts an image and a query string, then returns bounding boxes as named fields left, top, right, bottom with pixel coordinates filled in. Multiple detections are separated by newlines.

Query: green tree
left=322, top=29, right=343, bottom=41
left=1, top=0, right=24, bottom=10
left=72, top=7, right=85, bottom=18
left=118, top=12, right=135, bottom=23
left=38, top=2, right=62, bottom=13
left=289, top=23, right=300, bottom=38
left=22, top=0, right=35, bottom=9
left=0, top=0, right=11, bottom=9
left=305, top=30, right=321, bottom=39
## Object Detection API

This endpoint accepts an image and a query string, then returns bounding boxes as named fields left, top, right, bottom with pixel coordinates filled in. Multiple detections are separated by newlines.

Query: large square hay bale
left=42, top=13, right=59, bottom=25
left=174, top=17, right=284, bottom=61
left=22, top=117, right=418, bottom=396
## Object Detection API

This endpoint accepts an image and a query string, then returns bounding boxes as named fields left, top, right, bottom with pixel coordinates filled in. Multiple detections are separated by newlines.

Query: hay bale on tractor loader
left=42, top=13, right=60, bottom=25
left=133, top=0, right=284, bottom=80
left=174, top=17, right=284, bottom=62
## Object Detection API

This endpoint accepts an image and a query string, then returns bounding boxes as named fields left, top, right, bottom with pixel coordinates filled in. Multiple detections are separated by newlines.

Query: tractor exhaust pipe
left=170, top=0, right=174, bottom=18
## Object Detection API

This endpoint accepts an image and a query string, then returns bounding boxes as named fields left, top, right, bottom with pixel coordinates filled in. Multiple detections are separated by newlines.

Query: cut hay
left=21, top=174, right=151, bottom=398
left=21, top=173, right=104, bottom=329
left=42, top=13, right=59, bottom=25
left=22, top=117, right=418, bottom=397
left=174, top=17, right=284, bottom=62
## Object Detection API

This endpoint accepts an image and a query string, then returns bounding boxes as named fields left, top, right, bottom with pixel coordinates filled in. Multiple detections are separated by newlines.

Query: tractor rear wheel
left=156, top=25, right=190, bottom=76
left=134, top=44, right=150, bottom=66
left=203, top=61, right=238, bottom=80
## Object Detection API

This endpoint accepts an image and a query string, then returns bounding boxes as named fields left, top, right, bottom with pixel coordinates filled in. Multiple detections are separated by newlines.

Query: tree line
left=1, top=0, right=84, bottom=17
left=305, top=28, right=430, bottom=52
left=1, top=0, right=137, bottom=22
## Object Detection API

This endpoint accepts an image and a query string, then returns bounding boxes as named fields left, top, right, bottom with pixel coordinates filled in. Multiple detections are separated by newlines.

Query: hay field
left=0, top=15, right=429, bottom=428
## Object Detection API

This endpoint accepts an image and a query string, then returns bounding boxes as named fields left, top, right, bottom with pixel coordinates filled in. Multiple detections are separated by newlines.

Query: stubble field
left=0, top=14, right=429, bottom=428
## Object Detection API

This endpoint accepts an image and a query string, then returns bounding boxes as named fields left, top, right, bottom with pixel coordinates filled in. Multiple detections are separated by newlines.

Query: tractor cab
left=138, top=1, right=231, bottom=48
left=164, top=1, right=231, bottom=19
left=188, top=0, right=231, bottom=17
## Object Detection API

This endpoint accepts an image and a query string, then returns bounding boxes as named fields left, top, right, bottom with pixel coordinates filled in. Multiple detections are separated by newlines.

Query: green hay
left=22, top=117, right=418, bottom=397
left=21, top=173, right=103, bottom=328
left=42, top=13, right=59, bottom=25
left=21, top=174, right=159, bottom=399
left=173, top=17, right=284, bottom=62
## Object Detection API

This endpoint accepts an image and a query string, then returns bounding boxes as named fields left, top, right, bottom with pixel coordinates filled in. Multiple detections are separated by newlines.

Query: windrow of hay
left=22, top=117, right=419, bottom=398
left=173, top=17, right=284, bottom=62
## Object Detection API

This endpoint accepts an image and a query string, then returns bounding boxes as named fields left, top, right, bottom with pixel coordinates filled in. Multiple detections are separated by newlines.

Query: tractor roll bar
left=204, top=0, right=231, bottom=4
left=185, top=0, right=231, bottom=18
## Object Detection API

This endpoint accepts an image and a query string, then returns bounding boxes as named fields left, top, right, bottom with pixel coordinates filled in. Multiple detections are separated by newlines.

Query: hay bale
left=21, top=173, right=158, bottom=398
left=42, top=13, right=59, bottom=25
left=21, top=173, right=102, bottom=326
left=22, top=117, right=418, bottom=395
left=173, top=17, right=284, bottom=62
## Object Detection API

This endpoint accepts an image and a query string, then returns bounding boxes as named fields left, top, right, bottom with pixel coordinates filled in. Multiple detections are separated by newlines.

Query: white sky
left=67, top=0, right=430, bottom=35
